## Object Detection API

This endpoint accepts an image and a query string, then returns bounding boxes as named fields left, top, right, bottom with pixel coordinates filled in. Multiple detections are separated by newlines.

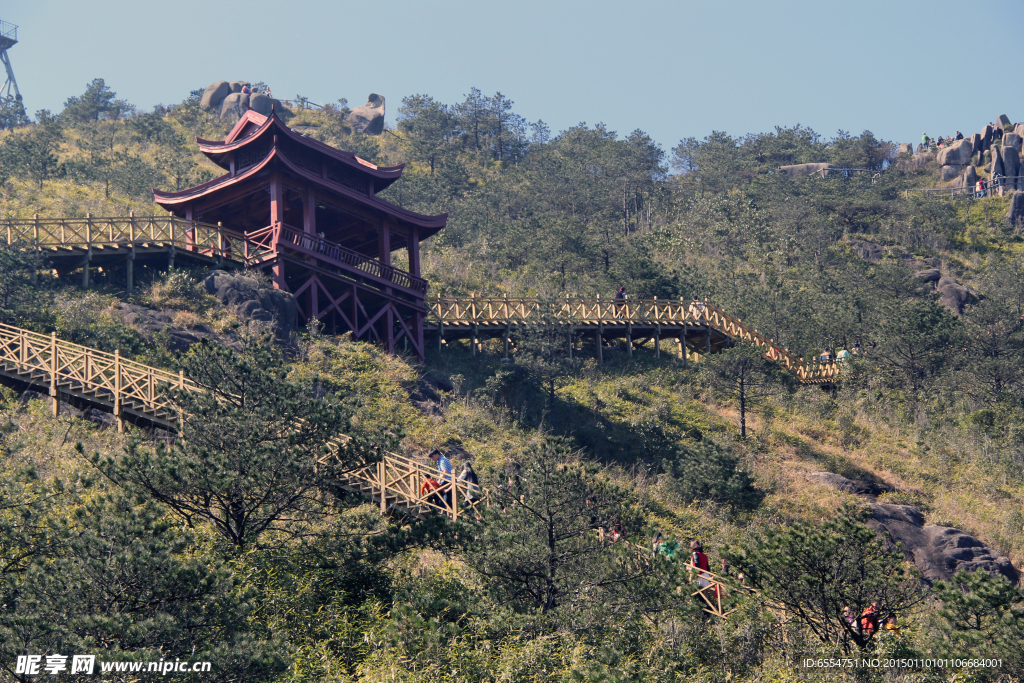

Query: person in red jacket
left=860, top=601, right=880, bottom=638
left=690, top=540, right=711, bottom=588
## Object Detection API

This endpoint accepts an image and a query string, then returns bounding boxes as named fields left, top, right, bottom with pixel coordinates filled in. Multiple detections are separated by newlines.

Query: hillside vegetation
left=1, top=80, right=1023, bottom=682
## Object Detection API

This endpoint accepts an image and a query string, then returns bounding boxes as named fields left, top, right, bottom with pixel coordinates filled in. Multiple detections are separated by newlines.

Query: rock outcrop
left=937, top=139, right=973, bottom=166
left=202, top=270, right=296, bottom=336
left=896, top=151, right=935, bottom=172
left=940, top=164, right=966, bottom=182
left=804, top=471, right=1019, bottom=585
left=1003, top=146, right=1022, bottom=188
left=219, top=93, right=250, bottom=120
left=898, top=143, right=914, bottom=156
left=868, top=503, right=1019, bottom=585
left=955, top=165, right=979, bottom=190
left=249, top=93, right=285, bottom=116
left=345, top=93, right=385, bottom=135
left=936, top=276, right=972, bottom=315
left=1003, top=132, right=1023, bottom=155
left=915, top=268, right=941, bottom=283
left=1006, top=191, right=1024, bottom=228
left=201, top=81, right=231, bottom=110
left=806, top=472, right=895, bottom=496
left=850, top=239, right=884, bottom=262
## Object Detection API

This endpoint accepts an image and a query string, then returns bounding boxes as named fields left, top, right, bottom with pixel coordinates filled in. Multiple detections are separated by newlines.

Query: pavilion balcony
left=245, top=222, right=428, bottom=297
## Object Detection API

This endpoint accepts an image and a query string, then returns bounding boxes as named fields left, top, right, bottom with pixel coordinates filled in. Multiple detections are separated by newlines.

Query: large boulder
left=1002, top=145, right=1021, bottom=186
left=956, top=164, right=978, bottom=190
left=219, top=93, right=250, bottom=120
left=806, top=472, right=895, bottom=496
left=202, top=270, right=296, bottom=336
left=779, top=162, right=837, bottom=178
left=967, top=133, right=981, bottom=156
left=915, top=268, right=941, bottom=283
left=850, top=239, right=884, bottom=262
left=868, top=504, right=1018, bottom=585
left=1016, top=123, right=1024, bottom=139
left=936, top=138, right=973, bottom=166
left=344, top=93, right=385, bottom=135
left=898, top=142, right=914, bottom=156
left=1006, top=191, right=1024, bottom=228
left=997, top=114, right=1011, bottom=130
left=249, top=93, right=285, bottom=116
left=937, top=276, right=972, bottom=315
left=990, top=149, right=1005, bottom=178
left=980, top=124, right=993, bottom=150
left=940, top=164, right=966, bottom=182
left=1003, top=132, right=1023, bottom=155
left=200, top=81, right=230, bottom=110
left=896, top=151, right=935, bottom=172
left=228, top=81, right=248, bottom=94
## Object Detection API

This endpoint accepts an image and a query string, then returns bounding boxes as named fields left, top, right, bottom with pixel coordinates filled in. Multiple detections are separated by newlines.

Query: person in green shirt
left=922, top=132, right=929, bottom=147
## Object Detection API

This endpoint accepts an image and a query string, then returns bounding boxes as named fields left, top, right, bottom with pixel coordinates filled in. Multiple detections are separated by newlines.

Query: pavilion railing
left=256, top=222, right=429, bottom=294
left=428, top=296, right=841, bottom=384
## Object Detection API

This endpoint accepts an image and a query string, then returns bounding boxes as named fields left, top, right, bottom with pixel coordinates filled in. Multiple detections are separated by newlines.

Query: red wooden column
left=304, top=186, right=319, bottom=321
left=378, top=218, right=391, bottom=266
left=269, top=172, right=286, bottom=287
left=184, top=205, right=195, bottom=251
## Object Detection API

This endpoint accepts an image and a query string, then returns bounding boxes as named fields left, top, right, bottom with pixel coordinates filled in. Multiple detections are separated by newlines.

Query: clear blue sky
left=5, top=0, right=1023, bottom=152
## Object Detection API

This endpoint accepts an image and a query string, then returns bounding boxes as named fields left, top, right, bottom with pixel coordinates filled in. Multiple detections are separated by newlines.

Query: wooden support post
left=568, top=327, right=573, bottom=359
left=379, top=460, right=387, bottom=514
left=655, top=324, right=661, bottom=358
left=597, top=323, right=603, bottom=364
left=627, top=322, right=633, bottom=356
left=472, top=323, right=479, bottom=356
left=31, top=214, right=39, bottom=283
left=438, top=316, right=444, bottom=354
left=126, top=249, right=134, bottom=294
left=451, top=472, right=458, bottom=520
left=49, top=332, right=59, bottom=417
left=504, top=323, right=510, bottom=359
left=114, top=349, right=123, bottom=433
left=82, top=214, right=92, bottom=288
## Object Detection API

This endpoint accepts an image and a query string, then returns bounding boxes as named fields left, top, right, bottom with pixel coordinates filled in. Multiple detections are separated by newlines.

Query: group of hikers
left=818, top=342, right=864, bottom=364
left=419, top=448, right=482, bottom=516
left=843, top=602, right=901, bottom=640
left=920, top=130, right=964, bottom=151
left=238, top=83, right=272, bottom=98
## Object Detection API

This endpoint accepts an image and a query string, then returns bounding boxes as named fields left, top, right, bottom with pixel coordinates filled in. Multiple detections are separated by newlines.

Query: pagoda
left=154, top=109, right=446, bottom=359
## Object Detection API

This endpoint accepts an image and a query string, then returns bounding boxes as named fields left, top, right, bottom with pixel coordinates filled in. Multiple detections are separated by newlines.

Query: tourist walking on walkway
left=429, top=449, right=453, bottom=507
left=458, top=461, right=480, bottom=503
left=690, top=540, right=711, bottom=588
left=613, top=286, right=626, bottom=318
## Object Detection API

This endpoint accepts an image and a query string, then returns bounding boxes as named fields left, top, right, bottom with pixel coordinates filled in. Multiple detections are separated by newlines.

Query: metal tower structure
left=0, top=19, right=22, bottom=103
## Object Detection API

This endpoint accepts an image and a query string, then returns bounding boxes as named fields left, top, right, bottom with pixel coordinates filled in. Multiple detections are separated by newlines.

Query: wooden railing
left=1, top=214, right=248, bottom=262
left=0, top=322, right=191, bottom=427
left=268, top=223, right=428, bottom=294
left=428, top=296, right=842, bottom=384
left=0, top=321, right=477, bottom=519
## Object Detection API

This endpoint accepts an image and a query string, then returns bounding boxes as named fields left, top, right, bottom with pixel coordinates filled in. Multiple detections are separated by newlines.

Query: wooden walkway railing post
left=49, top=331, right=58, bottom=417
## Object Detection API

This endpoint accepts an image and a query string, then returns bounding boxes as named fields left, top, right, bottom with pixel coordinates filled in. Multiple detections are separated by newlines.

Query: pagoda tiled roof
left=152, top=144, right=447, bottom=235
left=196, top=110, right=405, bottom=194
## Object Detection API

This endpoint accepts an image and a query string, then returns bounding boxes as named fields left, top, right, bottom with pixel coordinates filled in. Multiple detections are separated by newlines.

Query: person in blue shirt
left=429, top=449, right=453, bottom=507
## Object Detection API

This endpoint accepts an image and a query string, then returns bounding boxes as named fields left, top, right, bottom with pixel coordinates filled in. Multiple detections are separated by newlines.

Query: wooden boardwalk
left=0, top=321, right=479, bottom=521
left=429, top=296, right=841, bottom=385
